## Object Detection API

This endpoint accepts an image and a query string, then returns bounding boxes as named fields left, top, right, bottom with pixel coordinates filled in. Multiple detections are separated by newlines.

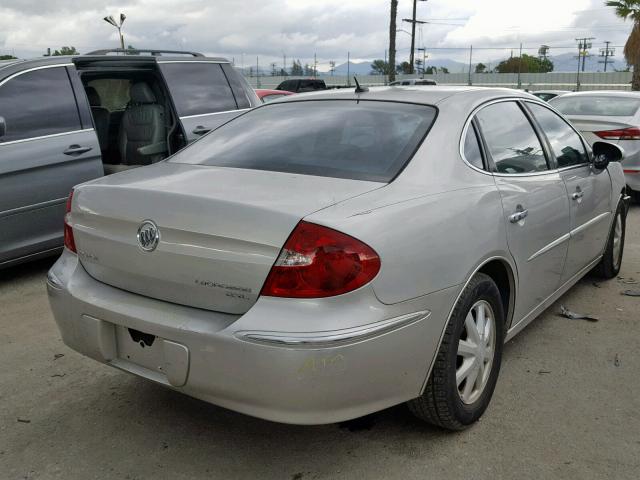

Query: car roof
left=275, top=86, right=534, bottom=106
left=0, top=53, right=230, bottom=73
left=553, top=90, right=640, bottom=98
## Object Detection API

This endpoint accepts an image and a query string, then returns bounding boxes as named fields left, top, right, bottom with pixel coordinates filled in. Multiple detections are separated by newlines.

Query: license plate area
left=116, top=326, right=164, bottom=372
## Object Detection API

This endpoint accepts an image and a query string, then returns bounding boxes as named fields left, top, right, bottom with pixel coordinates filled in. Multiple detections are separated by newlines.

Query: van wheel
left=408, top=273, right=504, bottom=430
left=594, top=201, right=626, bottom=279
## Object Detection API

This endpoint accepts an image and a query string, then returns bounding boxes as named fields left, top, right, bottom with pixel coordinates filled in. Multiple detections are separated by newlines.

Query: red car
left=255, top=89, right=295, bottom=103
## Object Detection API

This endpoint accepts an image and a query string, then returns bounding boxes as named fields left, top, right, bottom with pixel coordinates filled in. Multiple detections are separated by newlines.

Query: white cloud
left=0, top=0, right=632, bottom=67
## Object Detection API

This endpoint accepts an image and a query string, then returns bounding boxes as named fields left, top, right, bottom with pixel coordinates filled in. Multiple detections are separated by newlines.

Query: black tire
left=593, top=200, right=626, bottom=279
left=408, top=273, right=505, bottom=430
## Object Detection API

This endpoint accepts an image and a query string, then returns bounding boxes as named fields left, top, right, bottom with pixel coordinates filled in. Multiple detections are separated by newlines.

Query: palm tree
left=607, top=0, right=640, bottom=90
left=388, top=0, right=398, bottom=82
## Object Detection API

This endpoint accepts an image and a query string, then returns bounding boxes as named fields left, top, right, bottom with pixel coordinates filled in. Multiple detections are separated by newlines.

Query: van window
left=87, top=78, right=131, bottom=111
left=160, top=63, right=237, bottom=116
left=0, top=67, right=81, bottom=143
left=221, top=64, right=252, bottom=108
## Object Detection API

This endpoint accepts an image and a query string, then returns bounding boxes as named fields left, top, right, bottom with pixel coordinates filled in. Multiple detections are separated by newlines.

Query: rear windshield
left=171, top=100, right=437, bottom=182
left=551, top=95, right=640, bottom=117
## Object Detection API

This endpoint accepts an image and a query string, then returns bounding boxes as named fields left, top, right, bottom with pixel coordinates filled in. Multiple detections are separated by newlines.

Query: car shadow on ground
left=0, top=256, right=56, bottom=286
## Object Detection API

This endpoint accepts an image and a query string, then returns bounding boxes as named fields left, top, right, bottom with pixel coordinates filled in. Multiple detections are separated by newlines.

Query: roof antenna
left=354, top=76, right=368, bottom=93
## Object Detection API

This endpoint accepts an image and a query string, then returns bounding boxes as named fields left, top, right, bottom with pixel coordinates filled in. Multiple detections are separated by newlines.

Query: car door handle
left=63, top=145, right=92, bottom=155
left=192, top=126, right=211, bottom=135
left=571, top=191, right=584, bottom=200
left=509, top=208, right=529, bottom=223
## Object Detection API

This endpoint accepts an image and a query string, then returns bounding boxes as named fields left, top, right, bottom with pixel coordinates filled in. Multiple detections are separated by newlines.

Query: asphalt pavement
left=1, top=206, right=639, bottom=480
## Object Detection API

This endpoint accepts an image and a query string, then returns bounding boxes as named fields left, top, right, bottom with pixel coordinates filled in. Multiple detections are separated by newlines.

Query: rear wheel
left=408, top=273, right=504, bottom=430
left=593, top=200, right=626, bottom=279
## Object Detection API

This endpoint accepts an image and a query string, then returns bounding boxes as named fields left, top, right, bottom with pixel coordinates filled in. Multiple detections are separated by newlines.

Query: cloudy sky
left=0, top=0, right=632, bottom=70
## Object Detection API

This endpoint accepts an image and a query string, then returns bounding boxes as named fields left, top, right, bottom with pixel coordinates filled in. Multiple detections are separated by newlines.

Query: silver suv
left=0, top=49, right=259, bottom=269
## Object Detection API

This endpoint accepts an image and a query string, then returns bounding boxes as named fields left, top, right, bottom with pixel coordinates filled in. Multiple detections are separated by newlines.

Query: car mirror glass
left=592, top=141, right=624, bottom=169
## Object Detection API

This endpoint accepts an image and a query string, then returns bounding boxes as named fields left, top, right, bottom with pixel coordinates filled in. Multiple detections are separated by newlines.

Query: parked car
left=276, top=78, right=327, bottom=93
left=389, top=78, right=437, bottom=86
left=550, top=91, right=640, bottom=201
left=531, top=90, right=570, bottom=102
left=48, top=86, right=628, bottom=430
left=255, top=88, right=295, bottom=103
left=0, top=48, right=259, bottom=269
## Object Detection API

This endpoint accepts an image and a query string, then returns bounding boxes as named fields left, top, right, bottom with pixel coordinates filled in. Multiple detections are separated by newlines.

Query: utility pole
left=575, top=37, right=595, bottom=90
left=599, top=41, right=615, bottom=72
left=403, top=0, right=427, bottom=75
left=388, top=0, right=398, bottom=82
left=417, top=47, right=426, bottom=78
left=347, top=51, right=351, bottom=86
left=468, top=45, right=473, bottom=86
left=283, top=53, right=287, bottom=75
left=314, top=53, right=317, bottom=77
left=256, top=56, right=261, bottom=88
left=517, top=42, right=523, bottom=89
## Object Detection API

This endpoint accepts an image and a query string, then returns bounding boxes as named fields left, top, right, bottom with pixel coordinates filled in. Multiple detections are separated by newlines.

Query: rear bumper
left=624, top=169, right=640, bottom=192
left=47, top=250, right=456, bottom=424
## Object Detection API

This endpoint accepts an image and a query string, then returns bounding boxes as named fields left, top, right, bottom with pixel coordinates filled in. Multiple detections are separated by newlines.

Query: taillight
left=64, top=189, right=76, bottom=253
left=594, top=127, right=640, bottom=140
left=261, top=221, right=381, bottom=298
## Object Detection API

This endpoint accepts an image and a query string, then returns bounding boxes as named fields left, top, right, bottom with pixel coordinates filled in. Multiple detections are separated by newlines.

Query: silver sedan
left=550, top=91, right=640, bottom=202
left=47, top=87, right=628, bottom=430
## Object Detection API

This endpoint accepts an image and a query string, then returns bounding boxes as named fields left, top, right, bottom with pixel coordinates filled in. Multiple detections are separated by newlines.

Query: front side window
left=475, top=102, right=548, bottom=174
left=160, top=63, right=237, bottom=116
left=0, top=67, right=81, bottom=142
left=527, top=102, right=588, bottom=168
left=171, top=100, right=437, bottom=182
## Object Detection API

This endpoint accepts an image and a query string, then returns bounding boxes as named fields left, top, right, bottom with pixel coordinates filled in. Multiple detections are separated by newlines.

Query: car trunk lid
left=71, top=162, right=382, bottom=314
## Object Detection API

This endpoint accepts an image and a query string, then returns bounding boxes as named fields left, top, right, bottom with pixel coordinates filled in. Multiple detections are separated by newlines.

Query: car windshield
left=551, top=95, right=640, bottom=117
left=171, top=100, right=437, bottom=182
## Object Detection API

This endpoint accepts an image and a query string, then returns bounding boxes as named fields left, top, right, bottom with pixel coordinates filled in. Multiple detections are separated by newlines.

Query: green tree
left=475, top=62, right=487, bottom=73
left=0, top=54, right=17, bottom=60
left=290, top=60, right=303, bottom=76
left=52, top=46, right=79, bottom=56
left=370, top=59, right=391, bottom=75
left=495, top=54, right=553, bottom=73
left=396, top=61, right=412, bottom=74
left=607, top=0, right=640, bottom=90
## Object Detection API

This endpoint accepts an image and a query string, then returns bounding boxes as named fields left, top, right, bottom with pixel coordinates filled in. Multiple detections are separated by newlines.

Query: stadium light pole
left=104, top=13, right=126, bottom=50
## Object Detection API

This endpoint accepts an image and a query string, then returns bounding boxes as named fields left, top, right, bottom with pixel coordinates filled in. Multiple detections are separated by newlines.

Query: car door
left=525, top=101, right=612, bottom=283
left=159, top=61, right=254, bottom=143
left=0, top=64, right=103, bottom=266
left=475, top=100, right=571, bottom=323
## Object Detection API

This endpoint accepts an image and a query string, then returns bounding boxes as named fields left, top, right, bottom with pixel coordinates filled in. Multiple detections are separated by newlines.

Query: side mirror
left=592, top=141, right=624, bottom=170
left=0, top=116, right=6, bottom=138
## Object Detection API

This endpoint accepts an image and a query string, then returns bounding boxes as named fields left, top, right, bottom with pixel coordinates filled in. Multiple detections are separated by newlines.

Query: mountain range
left=325, top=52, right=625, bottom=76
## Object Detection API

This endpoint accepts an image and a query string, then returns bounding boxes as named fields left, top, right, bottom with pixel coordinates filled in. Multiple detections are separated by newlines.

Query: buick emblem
left=137, top=220, right=160, bottom=252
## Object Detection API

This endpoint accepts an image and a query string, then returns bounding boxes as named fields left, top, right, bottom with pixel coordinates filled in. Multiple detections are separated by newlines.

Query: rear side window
left=552, top=95, right=640, bottom=117
left=527, top=102, right=588, bottom=168
left=160, top=63, right=237, bottom=116
left=221, top=64, right=253, bottom=108
left=0, top=67, right=81, bottom=142
left=463, top=123, right=484, bottom=169
left=476, top=102, right=548, bottom=174
left=172, top=100, right=437, bottom=182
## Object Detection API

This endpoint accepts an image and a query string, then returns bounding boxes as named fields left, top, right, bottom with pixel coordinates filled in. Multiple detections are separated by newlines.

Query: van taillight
left=260, top=221, right=380, bottom=298
left=64, top=190, right=76, bottom=253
